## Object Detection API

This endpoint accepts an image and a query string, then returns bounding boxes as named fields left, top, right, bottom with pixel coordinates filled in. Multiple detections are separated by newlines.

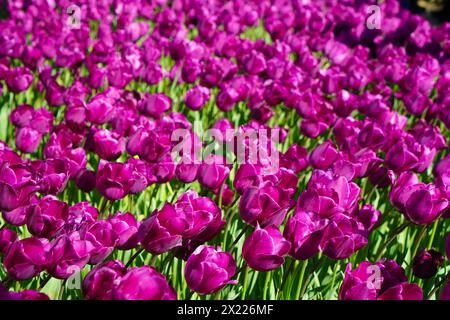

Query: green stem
left=126, top=247, right=145, bottom=268
left=300, top=256, right=325, bottom=299
left=262, top=271, right=271, bottom=300
left=295, top=260, right=308, bottom=300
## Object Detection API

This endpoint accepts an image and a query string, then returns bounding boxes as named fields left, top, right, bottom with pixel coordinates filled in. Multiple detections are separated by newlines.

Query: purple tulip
left=0, top=285, right=49, bottom=300
left=86, top=94, right=115, bottom=125
left=26, top=196, right=68, bottom=238
left=185, top=245, right=237, bottom=295
left=0, top=228, right=17, bottom=254
left=280, top=144, right=309, bottom=173
left=243, top=225, right=290, bottom=271
left=299, top=171, right=361, bottom=217
left=138, top=93, right=171, bottom=118
left=309, top=140, right=338, bottom=170
left=81, top=220, right=118, bottom=264
left=356, top=204, right=382, bottom=231
left=83, top=260, right=127, bottom=300
left=185, top=85, right=210, bottom=111
left=390, top=172, right=448, bottom=225
left=320, top=214, right=368, bottom=260
left=412, top=249, right=444, bottom=279
left=15, top=127, right=42, bottom=154
left=75, top=169, right=97, bottom=193
left=4, top=237, right=49, bottom=280
left=10, top=104, right=34, bottom=128
left=138, top=205, right=184, bottom=254
left=96, top=162, right=134, bottom=201
left=114, top=266, right=177, bottom=300
left=66, top=201, right=98, bottom=231
left=175, top=162, right=199, bottom=183
left=6, top=67, right=33, bottom=93
left=109, top=212, right=139, bottom=250
left=175, top=190, right=225, bottom=242
left=46, top=231, right=93, bottom=279
left=93, top=129, right=125, bottom=161
left=197, top=155, right=230, bottom=191
left=385, top=141, right=419, bottom=173
left=340, top=260, right=423, bottom=300
left=239, top=185, right=293, bottom=227
left=31, top=159, right=70, bottom=195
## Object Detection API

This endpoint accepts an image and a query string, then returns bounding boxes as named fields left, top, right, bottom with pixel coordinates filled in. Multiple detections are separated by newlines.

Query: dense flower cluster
left=0, top=0, right=449, bottom=300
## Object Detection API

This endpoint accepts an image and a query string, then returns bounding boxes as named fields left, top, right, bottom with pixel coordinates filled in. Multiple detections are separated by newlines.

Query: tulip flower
left=243, top=225, right=291, bottom=271
left=93, top=129, right=125, bottom=161
left=185, top=85, right=210, bottom=110
left=6, top=67, right=33, bottom=93
left=138, top=205, right=184, bottom=254
left=0, top=285, right=49, bottom=300
left=109, top=212, right=139, bottom=250
left=83, top=260, right=127, bottom=300
left=81, top=220, right=118, bottom=264
left=390, top=172, right=448, bottom=225
left=340, top=260, right=423, bottom=300
left=309, top=140, right=338, bottom=170
left=0, top=228, right=17, bottom=254
left=185, top=245, right=237, bottom=295
left=114, top=266, right=177, bottom=300
left=4, top=237, right=49, bottom=280
left=15, top=127, right=42, bottom=154
left=96, top=162, right=134, bottom=201
left=412, top=249, right=444, bottom=279
left=239, top=185, right=293, bottom=227
left=46, top=232, right=93, bottom=279
left=26, top=195, right=69, bottom=238
left=197, top=155, right=230, bottom=191
left=138, top=93, right=172, bottom=118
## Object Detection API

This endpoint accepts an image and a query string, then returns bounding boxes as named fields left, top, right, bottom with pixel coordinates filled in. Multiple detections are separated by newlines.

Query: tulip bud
left=197, top=156, right=230, bottom=191
left=75, top=169, right=96, bottom=193
left=309, top=140, right=338, bottom=170
left=240, top=185, right=293, bottom=227
left=185, top=245, right=237, bottom=295
left=93, top=129, right=125, bottom=161
left=185, top=85, right=210, bottom=111
left=243, top=225, right=290, bottom=271
left=114, top=266, right=177, bottom=300
left=15, top=127, right=42, bottom=154
left=412, top=249, right=444, bottom=279
left=138, top=93, right=171, bottom=118
left=138, top=205, right=183, bottom=254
